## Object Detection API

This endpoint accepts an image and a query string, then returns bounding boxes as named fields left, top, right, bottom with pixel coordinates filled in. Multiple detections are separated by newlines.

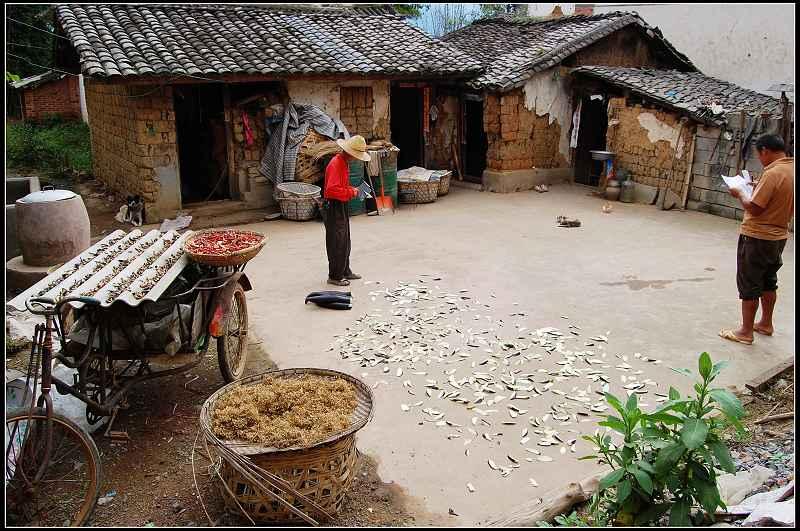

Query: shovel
left=375, top=155, right=394, bottom=214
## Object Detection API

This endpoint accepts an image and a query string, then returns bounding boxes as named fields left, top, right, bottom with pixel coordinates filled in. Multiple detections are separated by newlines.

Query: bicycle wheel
left=217, top=283, right=249, bottom=382
left=5, top=408, right=102, bottom=527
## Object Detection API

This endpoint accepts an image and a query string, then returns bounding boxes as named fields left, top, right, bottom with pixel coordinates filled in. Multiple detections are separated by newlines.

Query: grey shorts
left=736, top=234, right=787, bottom=300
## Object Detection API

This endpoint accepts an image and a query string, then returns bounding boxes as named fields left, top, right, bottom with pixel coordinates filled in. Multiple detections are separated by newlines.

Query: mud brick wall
left=606, top=96, right=694, bottom=198
left=22, top=76, right=81, bottom=121
left=484, top=89, right=567, bottom=171
left=427, top=93, right=459, bottom=169
left=565, top=25, right=684, bottom=70
left=340, top=86, right=374, bottom=139
left=84, top=80, right=179, bottom=221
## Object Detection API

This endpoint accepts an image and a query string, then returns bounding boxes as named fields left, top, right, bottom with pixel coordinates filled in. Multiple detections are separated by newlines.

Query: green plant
left=6, top=118, right=92, bottom=176
left=581, top=352, right=745, bottom=526
left=537, top=511, right=591, bottom=527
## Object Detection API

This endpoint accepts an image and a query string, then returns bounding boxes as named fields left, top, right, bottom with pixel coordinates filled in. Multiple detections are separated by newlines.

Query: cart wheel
left=217, top=283, right=248, bottom=383
left=6, top=407, right=102, bottom=526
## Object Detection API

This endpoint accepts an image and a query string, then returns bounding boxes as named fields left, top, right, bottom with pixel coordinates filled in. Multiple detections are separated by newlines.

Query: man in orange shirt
left=322, top=135, right=371, bottom=286
left=720, top=134, right=794, bottom=345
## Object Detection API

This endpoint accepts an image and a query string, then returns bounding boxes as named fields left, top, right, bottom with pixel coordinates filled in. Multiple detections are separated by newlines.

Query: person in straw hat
left=322, top=135, right=371, bottom=286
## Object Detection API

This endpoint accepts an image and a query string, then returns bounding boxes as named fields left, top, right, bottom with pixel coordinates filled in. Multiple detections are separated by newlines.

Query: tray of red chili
left=183, top=229, right=266, bottom=267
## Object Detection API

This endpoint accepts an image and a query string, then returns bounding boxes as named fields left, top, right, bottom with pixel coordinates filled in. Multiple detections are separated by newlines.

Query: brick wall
left=84, top=80, right=180, bottom=221
left=340, top=86, right=373, bottom=139
left=23, top=76, right=81, bottom=121
left=484, top=88, right=567, bottom=171
left=606, top=96, right=694, bottom=198
left=566, top=25, right=685, bottom=70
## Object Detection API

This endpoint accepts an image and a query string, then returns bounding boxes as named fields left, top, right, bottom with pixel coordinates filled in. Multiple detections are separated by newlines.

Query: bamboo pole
left=681, top=129, right=697, bottom=209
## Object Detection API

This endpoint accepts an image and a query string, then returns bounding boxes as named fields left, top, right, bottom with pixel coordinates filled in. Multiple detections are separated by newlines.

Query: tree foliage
left=7, top=4, right=56, bottom=79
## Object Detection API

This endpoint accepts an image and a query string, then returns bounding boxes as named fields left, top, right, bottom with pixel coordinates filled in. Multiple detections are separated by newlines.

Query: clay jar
left=605, top=179, right=621, bottom=201
left=16, top=189, right=91, bottom=267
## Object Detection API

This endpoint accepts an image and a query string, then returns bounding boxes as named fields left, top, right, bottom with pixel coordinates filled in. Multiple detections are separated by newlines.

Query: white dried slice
left=520, top=437, right=531, bottom=445
left=537, top=456, right=554, bottom=462
left=396, top=367, right=403, bottom=377
left=560, top=447, right=567, bottom=455
left=529, top=478, right=539, bottom=487
left=488, top=459, right=499, bottom=470
left=401, top=404, right=410, bottom=412
left=467, top=482, right=476, bottom=493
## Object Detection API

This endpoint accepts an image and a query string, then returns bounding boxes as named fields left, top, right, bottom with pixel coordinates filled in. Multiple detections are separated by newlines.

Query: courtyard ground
left=7, top=183, right=794, bottom=526
left=235, top=183, right=794, bottom=525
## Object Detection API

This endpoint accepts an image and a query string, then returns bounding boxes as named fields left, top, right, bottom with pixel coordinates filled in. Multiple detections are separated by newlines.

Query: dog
left=125, top=195, right=145, bottom=226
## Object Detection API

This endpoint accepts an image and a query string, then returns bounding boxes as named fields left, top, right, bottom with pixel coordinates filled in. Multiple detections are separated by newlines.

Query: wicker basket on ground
left=200, top=368, right=374, bottom=524
left=437, top=173, right=451, bottom=196
left=295, top=129, right=330, bottom=184
left=184, top=229, right=266, bottom=267
left=397, top=179, right=439, bottom=204
left=275, top=182, right=321, bottom=221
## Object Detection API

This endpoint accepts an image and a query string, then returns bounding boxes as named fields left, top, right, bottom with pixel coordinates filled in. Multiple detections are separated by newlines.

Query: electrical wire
left=7, top=17, right=71, bottom=40
left=7, top=41, right=52, bottom=50
left=6, top=52, right=80, bottom=77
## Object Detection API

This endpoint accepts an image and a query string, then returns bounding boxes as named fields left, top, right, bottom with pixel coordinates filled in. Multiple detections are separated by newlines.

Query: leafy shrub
left=537, top=511, right=592, bottom=527
left=581, top=352, right=745, bottom=526
left=6, top=117, right=92, bottom=176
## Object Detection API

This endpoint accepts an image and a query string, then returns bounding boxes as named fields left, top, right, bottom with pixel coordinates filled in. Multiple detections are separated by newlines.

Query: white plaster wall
left=285, top=79, right=391, bottom=136
left=592, top=3, right=795, bottom=101
left=528, top=3, right=576, bottom=17
left=636, top=112, right=686, bottom=158
left=523, top=70, right=573, bottom=159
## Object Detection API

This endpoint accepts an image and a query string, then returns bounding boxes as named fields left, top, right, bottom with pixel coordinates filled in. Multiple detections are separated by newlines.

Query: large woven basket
left=276, top=182, right=321, bottom=221
left=437, top=173, right=451, bottom=196
left=200, top=368, right=374, bottom=524
left=398, top=180, right=439, bottom=204
left=184, top=229, right=266, bottom=267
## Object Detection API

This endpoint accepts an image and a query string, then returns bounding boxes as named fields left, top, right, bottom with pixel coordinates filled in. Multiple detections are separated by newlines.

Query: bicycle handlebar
left=25, top=296, right=102, bottom=315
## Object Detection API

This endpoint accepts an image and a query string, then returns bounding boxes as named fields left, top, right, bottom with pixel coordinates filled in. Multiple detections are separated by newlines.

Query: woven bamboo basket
left=184, top=229, right=266, bottom=267
left=437, top=173, right=451, bottom=196
left=275, top=182, right=321, bottom=221
left=397, top=180, right=439, bottom=204
left=295, top=129, right=329, bottom=184
left=200, top=368, right=374, bottom=524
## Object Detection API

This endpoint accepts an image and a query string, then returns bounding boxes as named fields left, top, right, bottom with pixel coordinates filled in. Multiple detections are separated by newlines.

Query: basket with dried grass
left=397, top=179, right=439, bottom=204
left=295, top=129, right=330, bottom=184
left=199, top=368, right=374, bottom=524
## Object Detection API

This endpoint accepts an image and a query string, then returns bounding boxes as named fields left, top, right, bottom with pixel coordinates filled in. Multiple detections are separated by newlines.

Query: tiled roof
left=442, top=12, right=694, bottom=91
left=11, top=70, right=67, bottom=90
left=54, top=4, right=482, bottom=79
left=571, top=66, right=783, bottom=125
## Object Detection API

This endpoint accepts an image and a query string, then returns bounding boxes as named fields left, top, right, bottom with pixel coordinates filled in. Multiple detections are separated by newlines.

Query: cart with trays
left=5, top=228, right=265, bottom=527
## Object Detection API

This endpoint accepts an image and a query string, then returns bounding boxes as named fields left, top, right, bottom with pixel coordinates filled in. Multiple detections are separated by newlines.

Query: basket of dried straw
left=200, top=368, right=374, bottom=524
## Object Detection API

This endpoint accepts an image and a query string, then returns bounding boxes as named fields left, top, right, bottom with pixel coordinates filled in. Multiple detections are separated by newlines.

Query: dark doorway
left=464, top=99, right=487, bottom=182
left=390, top=86, right=423, bottom=169
left=574, top=95, right=609, bottom=186
left=174, top=84, right=228, bottom=203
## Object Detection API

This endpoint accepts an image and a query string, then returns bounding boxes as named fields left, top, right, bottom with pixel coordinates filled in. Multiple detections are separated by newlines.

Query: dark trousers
left=736, top=234, right=787, bottom=300
left=323, top=200, right=352, bottom=280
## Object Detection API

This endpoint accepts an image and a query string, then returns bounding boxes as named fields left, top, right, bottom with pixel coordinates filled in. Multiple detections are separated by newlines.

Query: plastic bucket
left=347, top=160, right=366, bottom=216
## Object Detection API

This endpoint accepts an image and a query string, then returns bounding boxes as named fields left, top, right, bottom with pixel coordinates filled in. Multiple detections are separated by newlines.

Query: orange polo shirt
left=741, top=157, right=794, bottom=240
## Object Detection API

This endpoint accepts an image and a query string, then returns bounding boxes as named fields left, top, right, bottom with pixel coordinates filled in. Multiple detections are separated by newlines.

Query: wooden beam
left=745, top=357, right=794, bottom=393
left=484, top=470, right=605, bottom=527
left=222, top=85, right=238, bottom=199
left=681, top=127, right=697, bottom=209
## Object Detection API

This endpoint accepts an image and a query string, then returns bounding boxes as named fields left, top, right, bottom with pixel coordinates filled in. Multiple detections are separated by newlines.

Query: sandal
left=718, top=329, right=753, bottom=345
left=345, top=273, right=362, bottom=280
left=327, top=278, right=351, bottom=287
left=753, top=326, right=774, bottom=336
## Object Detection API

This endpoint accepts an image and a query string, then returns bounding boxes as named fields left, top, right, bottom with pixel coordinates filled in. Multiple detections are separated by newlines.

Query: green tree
left=393, top=4, right=427, bottom=18
left=6, top=4, right=57, bottom=79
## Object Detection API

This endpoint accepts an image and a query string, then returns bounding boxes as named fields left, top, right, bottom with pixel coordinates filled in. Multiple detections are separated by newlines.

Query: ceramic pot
left=605, top=179, right=621, bottom=201
left=16, top=189, right=90, bottom=267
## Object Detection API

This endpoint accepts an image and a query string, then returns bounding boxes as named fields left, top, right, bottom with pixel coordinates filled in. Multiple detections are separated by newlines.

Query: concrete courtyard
left=240, top=184, right=795, bottom=525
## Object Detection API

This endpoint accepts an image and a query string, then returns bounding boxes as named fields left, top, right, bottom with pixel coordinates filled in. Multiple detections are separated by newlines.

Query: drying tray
left=7, top=229, right=193, bottom=311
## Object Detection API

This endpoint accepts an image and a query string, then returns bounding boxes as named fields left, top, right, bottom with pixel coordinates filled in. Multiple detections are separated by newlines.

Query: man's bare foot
left=753, top=323, right=774, bottom=336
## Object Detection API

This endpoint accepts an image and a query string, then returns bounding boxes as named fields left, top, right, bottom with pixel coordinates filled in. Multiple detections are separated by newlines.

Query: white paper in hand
left=721, top=174, right=752, bottom=201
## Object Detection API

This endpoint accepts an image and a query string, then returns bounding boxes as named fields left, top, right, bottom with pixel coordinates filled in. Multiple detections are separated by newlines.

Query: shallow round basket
left=276, top=182, right=322, bottom=198
left=437, top=173, right=451, bottom=196
left=200, top=368, right=374, bottom=523
left=184, top=229, right=266, bottom=267
left=397, top=180, right=439, bottom=204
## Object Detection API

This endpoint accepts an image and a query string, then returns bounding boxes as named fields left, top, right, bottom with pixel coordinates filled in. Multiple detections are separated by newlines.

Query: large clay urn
left=15, top=189, right=90, bottom=267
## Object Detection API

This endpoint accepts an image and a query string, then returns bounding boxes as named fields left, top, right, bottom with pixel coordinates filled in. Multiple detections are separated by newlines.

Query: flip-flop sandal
left=753, top=327, right=774, bottom=336
left=719, top=329, right=753, bottom=345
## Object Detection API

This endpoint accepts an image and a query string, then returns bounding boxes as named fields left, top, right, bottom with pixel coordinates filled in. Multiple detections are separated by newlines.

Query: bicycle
left=6, top=296, right=102, bottom=527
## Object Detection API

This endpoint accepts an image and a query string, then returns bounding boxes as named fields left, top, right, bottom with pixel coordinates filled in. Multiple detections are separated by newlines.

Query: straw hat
left=336, top=135, right=371, bottom=162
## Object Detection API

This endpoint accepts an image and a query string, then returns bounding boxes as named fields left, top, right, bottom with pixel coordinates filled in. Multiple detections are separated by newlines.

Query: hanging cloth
left=242, top=113, right=254, bottom=146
